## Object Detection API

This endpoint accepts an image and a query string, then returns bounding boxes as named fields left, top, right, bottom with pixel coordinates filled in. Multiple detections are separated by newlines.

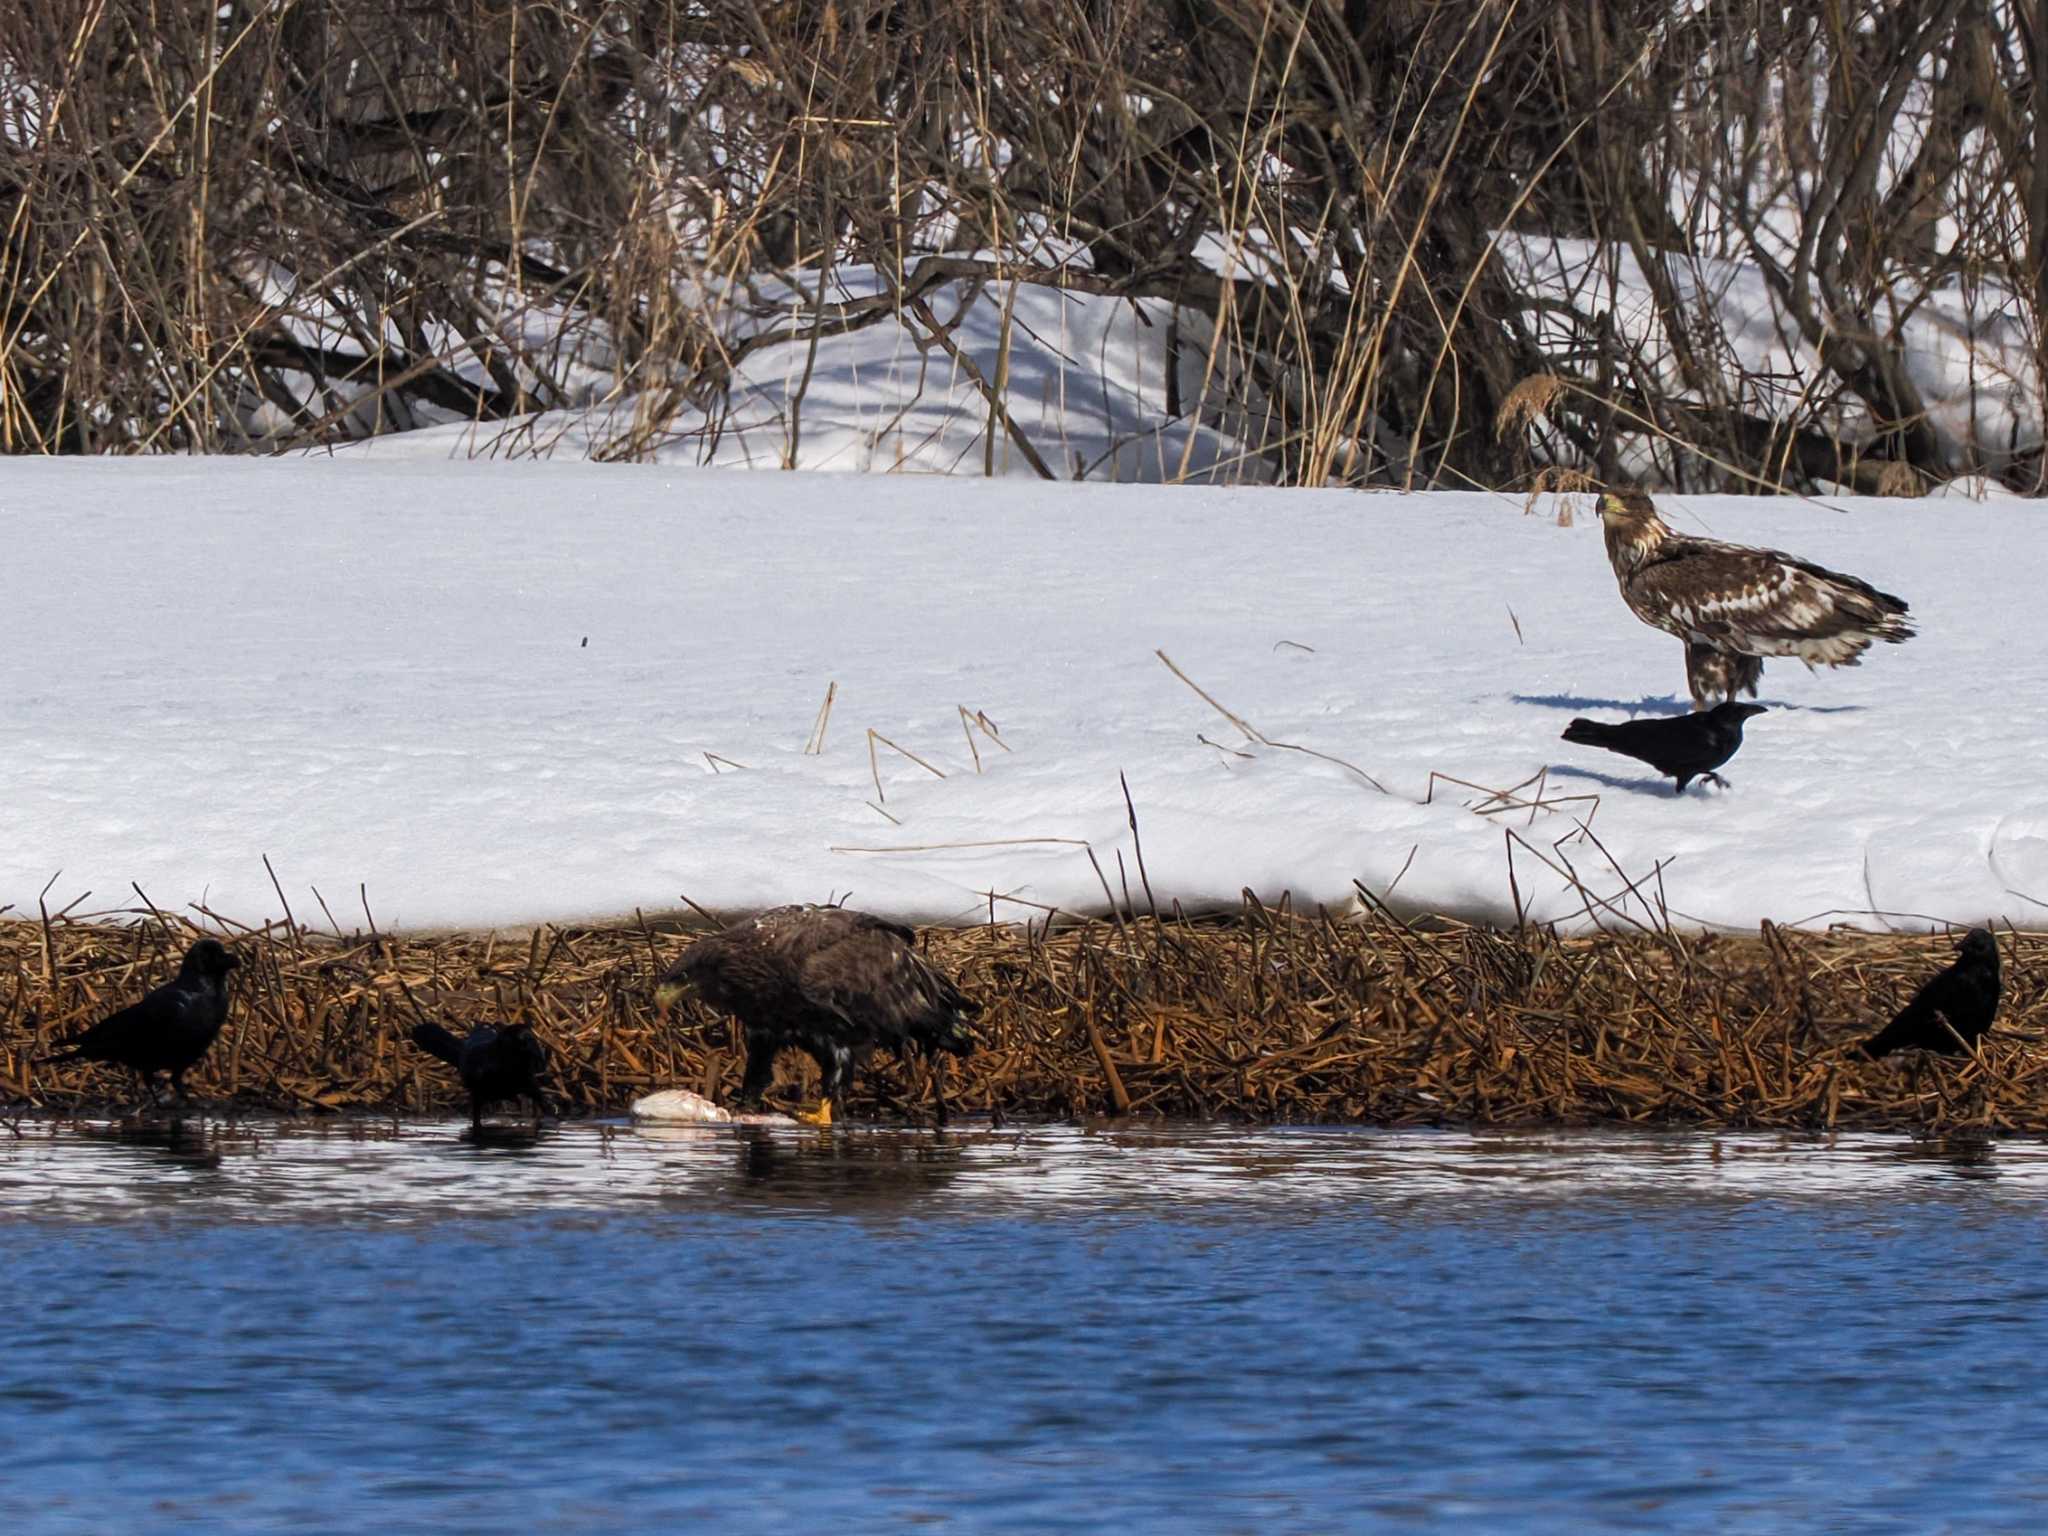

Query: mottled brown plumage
left=655, top=905, right=979, bottom=1123
left=1599, top=490, right=1915, bottom=706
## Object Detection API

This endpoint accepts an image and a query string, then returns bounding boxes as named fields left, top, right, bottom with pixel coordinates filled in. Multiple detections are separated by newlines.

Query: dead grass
left=3, top=903, right=2043, bottom=1134
left=2, top=2, right=2035, bottom=491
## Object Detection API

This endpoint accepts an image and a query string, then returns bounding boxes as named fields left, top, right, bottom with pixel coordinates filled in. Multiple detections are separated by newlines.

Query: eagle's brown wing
left=1630, top=538, right=1913, bottom=667
left=752, top=909, right=976, bottom=1053
left=795, top=921, right=912, bottom=1022
left=745, top=904, right=906, bottom=946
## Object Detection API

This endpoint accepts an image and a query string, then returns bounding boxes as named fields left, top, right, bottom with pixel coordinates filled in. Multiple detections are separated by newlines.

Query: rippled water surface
left=5, top=1116, right=2048, bottom=1533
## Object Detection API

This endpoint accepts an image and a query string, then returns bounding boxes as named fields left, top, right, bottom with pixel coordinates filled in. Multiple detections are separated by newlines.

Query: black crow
left=410, top=1020, right=550, bottom=1127
left=655, top=904, right=980, bottom=1126
left=38, top=938, right=239, bottom=1106
left=1561, top=701, right=1767, bottom=793
left=1859, top=928, right=2002, bottom=1060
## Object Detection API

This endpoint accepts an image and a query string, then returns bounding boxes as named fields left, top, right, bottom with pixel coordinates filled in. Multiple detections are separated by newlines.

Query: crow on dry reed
left=410, top=1021, right=551, bottom=1127
left=655, top=904, right=980, bottom=1125
left=1859, top=928, right=2002, bottom=1060
left=36, top=937, right=239, bottom=1108
left=1562, top=701, right=1766, bottom=793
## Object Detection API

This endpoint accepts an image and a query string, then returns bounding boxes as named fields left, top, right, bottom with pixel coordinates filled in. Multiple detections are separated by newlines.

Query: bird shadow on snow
left=1512, top=692, right=1866, bottom=716
left=1514, top=692, right=1691, bottom=716
left=1544, top=764, right=1712, bottom=799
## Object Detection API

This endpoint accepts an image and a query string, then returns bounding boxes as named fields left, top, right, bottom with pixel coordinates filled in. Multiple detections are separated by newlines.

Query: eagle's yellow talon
left=794, top=1099, right=833, bottom=1128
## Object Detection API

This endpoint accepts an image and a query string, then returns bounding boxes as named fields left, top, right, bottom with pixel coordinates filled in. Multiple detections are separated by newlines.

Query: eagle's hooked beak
left=654, top=981, right=686, bottom=1015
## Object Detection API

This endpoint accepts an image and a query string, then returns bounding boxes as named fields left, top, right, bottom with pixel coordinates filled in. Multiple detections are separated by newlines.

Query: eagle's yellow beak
left=654, top=981, right=686, bottom=1015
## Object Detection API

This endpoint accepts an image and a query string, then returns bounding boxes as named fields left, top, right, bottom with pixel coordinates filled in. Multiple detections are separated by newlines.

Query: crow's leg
left=470, top=1095, right=485, bottom=1130
left=1703, top=772, right=1730, bottom=790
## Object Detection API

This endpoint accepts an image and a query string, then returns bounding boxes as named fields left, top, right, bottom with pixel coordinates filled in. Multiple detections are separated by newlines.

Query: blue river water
left=2, top=1117, right=2046, bottom=1533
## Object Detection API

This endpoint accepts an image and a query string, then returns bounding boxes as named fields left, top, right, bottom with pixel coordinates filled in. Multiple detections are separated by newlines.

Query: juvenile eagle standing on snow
left=654, top=905, right=980, bottom=1126
left=1597, top=490, right=1916, bottom=705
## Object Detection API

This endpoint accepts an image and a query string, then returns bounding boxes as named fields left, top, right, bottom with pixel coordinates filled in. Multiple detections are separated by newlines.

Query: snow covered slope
left=305, top=251, right=2044, bottom=483
left=4, top=460, right=2040, bottom=933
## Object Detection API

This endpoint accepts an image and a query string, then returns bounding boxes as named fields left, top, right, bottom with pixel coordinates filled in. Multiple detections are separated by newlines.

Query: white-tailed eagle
left=654, top=904, right=980, bottom=1126
left=1597, top=490, right=1915, bottom=705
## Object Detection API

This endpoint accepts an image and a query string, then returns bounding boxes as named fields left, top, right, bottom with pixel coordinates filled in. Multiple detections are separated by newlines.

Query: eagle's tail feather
left=1833, top=579, right=1914, bottom=643
left=906, top=959, right=980, bottom=1055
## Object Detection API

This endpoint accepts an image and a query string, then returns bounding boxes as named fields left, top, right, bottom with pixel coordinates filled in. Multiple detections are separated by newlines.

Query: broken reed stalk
left=804, top=681, right=837, bottom=755
left=866, top=728, right=948, bottom=803
left=1154, top=650, right=1389, bottom=794
left=2, top=909, right=2044, bottom=1133
left=955, top=707, right=1011, bottom=776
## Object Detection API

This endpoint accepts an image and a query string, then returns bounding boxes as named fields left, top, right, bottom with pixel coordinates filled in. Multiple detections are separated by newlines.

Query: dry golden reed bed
left=2, top=900, right=2044, bottom=1132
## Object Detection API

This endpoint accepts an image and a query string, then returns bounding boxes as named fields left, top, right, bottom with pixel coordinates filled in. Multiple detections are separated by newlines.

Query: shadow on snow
left=1513, top=692, right=1867, bottom=716
left=1543, top=763, right=1724, bottom=798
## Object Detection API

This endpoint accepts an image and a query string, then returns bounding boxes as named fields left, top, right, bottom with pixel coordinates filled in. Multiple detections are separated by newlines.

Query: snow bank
left=4, top=460, right=2039, bottom=934
left=1501, top=236, right=2043, bottom=475
left=309, top=264, right=1264, bottom=483
left=316, top=242, right=2047, bottom=486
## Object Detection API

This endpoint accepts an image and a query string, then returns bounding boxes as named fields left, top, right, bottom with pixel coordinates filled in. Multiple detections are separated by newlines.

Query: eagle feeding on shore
left=1597, top=490, right=1916, bottom=706
left=654, top=904, right=981, bottom=1125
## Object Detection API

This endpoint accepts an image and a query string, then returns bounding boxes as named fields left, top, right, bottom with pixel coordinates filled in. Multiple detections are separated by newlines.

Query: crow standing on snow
left=1858, top=928, right=2002, bottom=1060
left=38, top=937, right=240, bottom=1106
left=1560, top=701, right=1766, bottom=793
left=1597, top=490, right=1915, bottom=706
left=410, top=1020, right=551, bottom=1127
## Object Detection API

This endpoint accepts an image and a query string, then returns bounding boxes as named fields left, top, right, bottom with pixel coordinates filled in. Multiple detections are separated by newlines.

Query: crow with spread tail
left=1859, top=928, right=2002, bottom=1060
left=655, top=904, right=981, bottom=1126
left=1561, top=701, right=1766, bottom=793
left=38, top=938, right=239, bottom=1106
left=410, top=1020, right=550, bottom=1127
